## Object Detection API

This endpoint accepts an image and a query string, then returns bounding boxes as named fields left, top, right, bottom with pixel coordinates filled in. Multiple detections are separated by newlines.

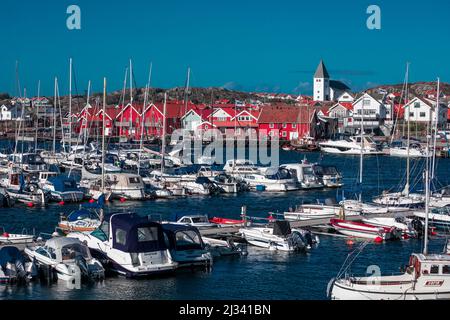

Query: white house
left=328, top=102, right=353, bottom=133
left=181, top=109, right=202, bottom=131
left=337, top=91, right=355, bottom=103
left=0, top=105, right=12, bottom=121
left=349, top=93, right=388, bottom=133
left=403, top=96, right=448, bottom=126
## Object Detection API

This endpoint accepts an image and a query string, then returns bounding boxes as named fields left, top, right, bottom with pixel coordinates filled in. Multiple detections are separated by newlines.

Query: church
left=313, top=60, right=351, bottom=102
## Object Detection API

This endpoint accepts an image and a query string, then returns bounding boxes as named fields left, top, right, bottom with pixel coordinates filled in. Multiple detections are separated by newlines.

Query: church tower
left=313, top=60, right=330, bottom=101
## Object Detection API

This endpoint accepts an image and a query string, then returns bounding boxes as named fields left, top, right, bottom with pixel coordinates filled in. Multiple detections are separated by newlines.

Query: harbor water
left=0, top=150, right=449, bottom=300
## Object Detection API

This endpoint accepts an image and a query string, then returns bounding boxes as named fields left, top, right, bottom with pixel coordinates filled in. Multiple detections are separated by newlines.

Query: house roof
left=258, top=105, right=315, bottom=124
left=314, top=60, right=330, bottom=79
left=330, top=80, right=350, bottom=91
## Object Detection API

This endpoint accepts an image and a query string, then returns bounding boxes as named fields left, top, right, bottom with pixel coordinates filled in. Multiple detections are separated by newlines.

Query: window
left=443, top=265, right=450, bottom=274
left=363, top=99, right=371, bottom=106
left=430, top=265, right=439, bottom=274
left=282, top=131, right=287, bottom=137
left=420, top=112, right=426, bottom=118
left=115, top=228, right=127, bottom=245
left=129, top=177, right=142, bottom=184
left=409, top=112, right=414, bottom=117
left=269, top=123, right=274, bottom=129
left=414, top=102, right=421, bottom=108
left=282, top=123, right=287, bottom=128
left=137, top=227, right=158, bottom=242
left=292, top=123, right=297, bottom=128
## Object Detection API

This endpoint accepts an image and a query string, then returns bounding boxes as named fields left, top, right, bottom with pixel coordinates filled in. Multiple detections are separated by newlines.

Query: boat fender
left=374, top=237, right=383, bottom=244
left=27, top=202, right=34, bottom=208
left=2, top=232, right=9, bottom=238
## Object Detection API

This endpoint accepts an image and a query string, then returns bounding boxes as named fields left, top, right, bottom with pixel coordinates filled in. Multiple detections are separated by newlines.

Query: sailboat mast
left=161, top=93, right=167, bottom=174
left=138, top=62, right=152, bottom=175
left=69, top=58, right=73, bottom=149
left=405, top=63, right=410, bottom=196
left=35, top=80, right=40, bottom=151
left=359, top=96, right=364, bottom=202
left=184, top=67, right=190, bottom=115
left=423, top=141, right=430, bottom=255
left=53, top=77, right=57, bottom=154
left=431, top=78, right=440, bottom=180
left=101, top=77, right=107, bottom=192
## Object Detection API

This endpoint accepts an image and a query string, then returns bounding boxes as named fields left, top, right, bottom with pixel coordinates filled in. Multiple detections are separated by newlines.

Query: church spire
left=314, top=60, right=330, bottom=79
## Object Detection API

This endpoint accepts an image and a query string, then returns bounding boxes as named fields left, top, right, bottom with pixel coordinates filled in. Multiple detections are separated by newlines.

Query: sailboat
left=329, top=103, right=450, bottom=300
left=373, top=63, right=425, bottom=208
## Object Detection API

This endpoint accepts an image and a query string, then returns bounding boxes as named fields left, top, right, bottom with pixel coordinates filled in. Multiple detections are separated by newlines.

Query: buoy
left=403, top=234, right=410, bottom=240
left=120, top=197, right=126, bottom=203
left=89, top=199, right=95, bottom=203
left=2, top=232, right=9, bottom=238
left=27, top=202, right=34, bottom=208
left=58, top=201, right=65, bottom=206
left=346, top=239, right=354, bottom=246
left=374, top=237, right=383, bottom=244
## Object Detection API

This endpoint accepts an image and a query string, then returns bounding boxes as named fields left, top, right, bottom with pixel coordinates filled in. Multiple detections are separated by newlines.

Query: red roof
left=258, top=105, right=315, bottom=124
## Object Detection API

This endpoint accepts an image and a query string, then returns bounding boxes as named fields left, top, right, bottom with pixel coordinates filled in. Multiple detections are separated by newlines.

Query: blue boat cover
left=111, top=214, right=167, bottom=253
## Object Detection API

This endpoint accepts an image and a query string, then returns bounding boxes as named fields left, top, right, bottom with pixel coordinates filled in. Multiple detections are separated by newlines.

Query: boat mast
left=405, top=63, right=411, bottom=197
left=69, top=58, right=73, bottom=150
left=138, top=62, right=152, bottom=175
left=359, top=94, right=364, bottom=202
left=161, top=92, right=167, bottom=174
left=129, top=59, right=134, bottom=137
left=53, top=77, right=57, bottom=154
left=101, top=77, right=107, bottom=192
left=423, top=134, right=431, bottom=255
left=431, top=78, right=440, bottom=180
left=184, top=67, right=190, bottom=116
left=34, top=80, right=40, bottom=151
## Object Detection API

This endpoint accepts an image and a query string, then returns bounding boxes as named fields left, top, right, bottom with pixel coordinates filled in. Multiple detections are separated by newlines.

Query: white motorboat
left=81, top=173, right=146, bottom=200
left=37, top=172, right=84, bottom=203
left=212, top=173, right=249, bottom=193
left=8, top=153, right=47, bottom=173
left=319, top=135, right=383, bottom=155
left=24, top=237, right=105, bottom=282
left=281, top=161, right=323, bottom=189
left=175, top=215, right=217, bottom=229
left=361, top=216, right=424, bottom=238
left=202, top=237, right=246, bottom=257
left=430, top=187, right=450, bottom=208
left=223, top=159, right=262, bottom=177
left=389, top=146, right=430, bottom=158
left=162, top=224, right=212, bottom=267
left=0, top=246, right=38, bottom=283
left=284, top=203, right=348, bottom=221
left=67, top=213, right=178, bottom=277
left=3, top=172, right=48, bottom=206
left=414, top=207, right=450, bottom=230
left=242, top=167, right=299, bottom=192
left=313, top=164, right=344, bottom=188
left=0, top=228, right=35, bottom=244
left=239, top=221, right=318, bottom=252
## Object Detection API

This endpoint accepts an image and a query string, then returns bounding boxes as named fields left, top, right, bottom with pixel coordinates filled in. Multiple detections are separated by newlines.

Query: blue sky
left=1, top=0, right=449, bottom=97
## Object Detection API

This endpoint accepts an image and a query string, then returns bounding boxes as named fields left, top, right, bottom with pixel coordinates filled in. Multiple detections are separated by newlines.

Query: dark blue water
left=0, top=150, right=449, bottom=300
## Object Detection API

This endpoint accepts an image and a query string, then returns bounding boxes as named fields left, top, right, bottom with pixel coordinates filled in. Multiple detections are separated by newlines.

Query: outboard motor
left=5, top=262, right=17, bottom=280
left=288, top=232, right=306, bottom=251
left=411, top=217, right=425, bottom=238
left=75, top=255, right=90, bottom=279
left=25, top=260, right=38, bottom=280
left=14, top=260, right=27, bottom=280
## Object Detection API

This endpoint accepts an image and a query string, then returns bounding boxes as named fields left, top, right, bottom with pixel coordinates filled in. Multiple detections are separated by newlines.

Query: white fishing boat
left=24, top=237, right=105, bottom=281
left=319, top=135, right=383, bottom=155
left=239, top=221, right=318, bottom=252
left=281, top=160, right=323, bottom=189
left=67, top=213, right=178, bottom=277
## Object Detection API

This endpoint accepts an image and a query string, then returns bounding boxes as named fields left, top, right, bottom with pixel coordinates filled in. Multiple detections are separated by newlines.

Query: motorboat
left=24, top=237, right=105, bottom=282
left=0, top=246, right=38, bottom=283
left=3, top=173, right=48, bottom=206
left=430, top=187, right=450, bottom=208
left=414, top=207, right=450, bottom=230
left=58, top=207, right=102, bottom=234
left=212, top=173, right=249, bottom=193
left=181, top=177, right=220, bottom=195
left=37, top=172, right=84, bottom=203
left=0, top=228, right=35, bottom=244
left=361, top=216, right=424, bottom=238
left=209, top=217, right=247, bottom=227
left=242, top=167, right=299, bottom=192
left=202, top=237, right=247, bottom=257
left=8, top=153, right=47, bottom=173
left=389, top=141, right=430, bottom=158
left=284, top=203, right=350, bottom=221
left=81, top=173, right=146, bottom=200
left=239, top=221, right=318, bottom=252
left=175, top=215, right=217, bottom=229
left=330, top=253, right=450, bottom=300
left=281, top=161, right=323, bottom=189
left=223, top=159, right=262, bottom=177
left=67, top=213, right=178, bottom=277
left=319, top=135, right=383, bottom=155
left=313, top=164, right=344, bottom=188
left=330, top=219, right=402, bottom=241
left=162, top=224, right=212, bottom=267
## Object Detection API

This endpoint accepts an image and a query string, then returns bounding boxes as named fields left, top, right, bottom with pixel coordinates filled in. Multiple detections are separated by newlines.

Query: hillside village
left=0, top=60, right=449, bottom=143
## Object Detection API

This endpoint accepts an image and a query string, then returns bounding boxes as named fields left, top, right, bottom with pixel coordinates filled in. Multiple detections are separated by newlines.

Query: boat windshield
left=323, top=166, right=338, bottom=175
left=191, top=216, right=208, bottom=223
left=61, top=243, right=91, bottom=261
left=175, top=230, right=203, bottom=250
left=302, top=167, right=314, bottom=175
